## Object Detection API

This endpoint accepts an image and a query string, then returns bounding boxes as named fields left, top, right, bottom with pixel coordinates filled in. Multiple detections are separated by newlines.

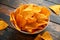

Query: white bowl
left=11, top=4, right=50, bottom=34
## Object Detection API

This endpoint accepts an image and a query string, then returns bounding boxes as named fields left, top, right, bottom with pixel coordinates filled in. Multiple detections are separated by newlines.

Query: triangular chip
left=23, top=4, right=42, bottom=13
left=40, top=6, right=50, bottom=17
left=41, top=31, right=53, bottom=40
left=10, top=12, right=21, bottom=31
left=49, top=5, right=60, bottom=15
left=0, top=19, right=8, bottom=30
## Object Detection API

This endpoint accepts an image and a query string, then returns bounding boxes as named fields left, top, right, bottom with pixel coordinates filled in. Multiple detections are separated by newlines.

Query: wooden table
left=0, top=0, right=60, bottom=40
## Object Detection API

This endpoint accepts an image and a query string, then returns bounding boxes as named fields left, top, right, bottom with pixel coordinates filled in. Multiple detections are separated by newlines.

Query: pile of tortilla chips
left=10, top=4, right=50, bottom=33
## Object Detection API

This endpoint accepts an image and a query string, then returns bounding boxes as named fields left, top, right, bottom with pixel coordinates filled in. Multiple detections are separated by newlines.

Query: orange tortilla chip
left=41, top=6, right=50, bottom=17
left=0, top=20, right=8, bottom=30
left=41, top=31, right=53, bottom=40
left=23, top=4, right=42, bottom=13
left=16, top=14, right=26, bottom=27
left=10, top=12, right=21, bottom=31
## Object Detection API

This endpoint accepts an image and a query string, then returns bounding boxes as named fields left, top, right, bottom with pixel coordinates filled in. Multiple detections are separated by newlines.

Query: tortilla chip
left=0, top=20, right=8, bottom=30
left=23, top=4, right=42, bottom=13
left=41, top=6, right=50, bottom=17
left=41, top=31, right=53, bottom=40
left=10, top=12, right=21, bottom=31
left=34, top=31, right=53, bottom=40
left=16, top=14, right=26, bottom=27
left=49, top=5, right=60, bottom=15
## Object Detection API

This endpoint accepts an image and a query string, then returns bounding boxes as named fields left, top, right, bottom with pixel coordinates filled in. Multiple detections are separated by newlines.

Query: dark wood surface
left=0, top=0, right=60, bottom=40
left=0, top=0, right=60, bottom=24
left=0, top=13, right=60, bottom=40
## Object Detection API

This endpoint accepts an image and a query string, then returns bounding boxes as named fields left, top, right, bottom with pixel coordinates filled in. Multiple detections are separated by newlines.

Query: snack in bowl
left=10, top=4, right=50, bottom=34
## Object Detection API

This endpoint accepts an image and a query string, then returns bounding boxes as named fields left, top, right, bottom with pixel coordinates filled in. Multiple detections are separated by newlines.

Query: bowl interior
left=11, top=20, right=49, bottom=34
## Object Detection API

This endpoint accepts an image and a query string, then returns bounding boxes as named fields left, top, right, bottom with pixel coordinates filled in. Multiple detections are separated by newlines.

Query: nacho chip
left=10, top=12, right=21, bottom=31
left=49, top=5, right=60, bottom=15
left=41, top=31, right=53, bottom=40
left=21, top=11, right=35, bottom=19
left=0, top=19, right=8, bottom=30
left=15, top=4, right=28, bottom=14
left=26, top=17, right=37, bottom=23
left=34, top=31, right=53, bottom=40
left=16, top=14, right=26, bottom=27
left=23, top=4, right=42, bottom=13
left=41, top=6, right=50, bottom=17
